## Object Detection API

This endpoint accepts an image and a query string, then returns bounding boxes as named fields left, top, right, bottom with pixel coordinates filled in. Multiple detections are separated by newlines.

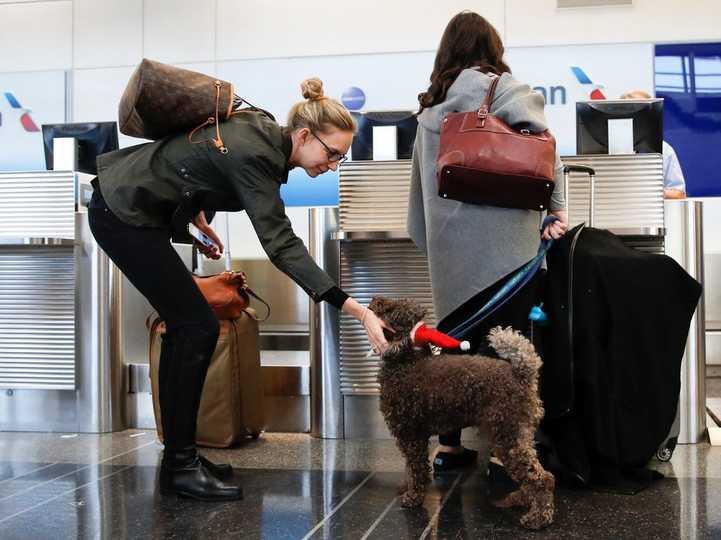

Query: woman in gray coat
left=407, top=12, right=567, bottom=473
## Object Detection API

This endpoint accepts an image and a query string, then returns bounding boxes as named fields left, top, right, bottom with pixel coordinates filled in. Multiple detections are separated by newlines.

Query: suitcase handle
left=563, top=164, right=596, bottom=227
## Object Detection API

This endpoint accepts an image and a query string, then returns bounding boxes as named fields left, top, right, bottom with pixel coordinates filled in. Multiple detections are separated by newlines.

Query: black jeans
left=88, top=189, right=219, bottom=458
left=436, top=265, right=542, bottom=447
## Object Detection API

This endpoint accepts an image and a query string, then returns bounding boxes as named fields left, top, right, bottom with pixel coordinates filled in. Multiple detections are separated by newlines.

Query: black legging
left=436, top=265, right=542, bottom=447
left=88, top=188, right=219, bottom=456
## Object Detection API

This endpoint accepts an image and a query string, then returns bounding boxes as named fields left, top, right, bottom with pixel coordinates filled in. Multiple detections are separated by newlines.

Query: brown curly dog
left=368, top=296, right=555, bottom=530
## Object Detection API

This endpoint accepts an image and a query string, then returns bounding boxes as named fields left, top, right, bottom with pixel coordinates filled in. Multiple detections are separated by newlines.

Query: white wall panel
left=218, top=51, right=433, bottom=122
left=144, top=0, right=216, bottom=64
left=210, top=207, right=310, bottom=262
left=72, top=66, right=141, bottom=148
left=73, top=0, right=142, bottom=69
left=506, top=0, right=721, bottom=47
left=0, top=1, right=72, bottom=72
left=217, top=0, right=505, bottom=60
left=0, top=70, right=66, bottom=171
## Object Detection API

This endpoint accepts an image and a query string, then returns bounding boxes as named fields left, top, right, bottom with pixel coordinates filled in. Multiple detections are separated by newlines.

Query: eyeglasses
left=311, top=131, right=348, bottom=164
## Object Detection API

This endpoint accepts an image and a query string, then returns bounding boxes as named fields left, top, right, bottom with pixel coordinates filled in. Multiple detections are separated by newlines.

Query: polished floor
left=0, top=430, right=720, bottom=540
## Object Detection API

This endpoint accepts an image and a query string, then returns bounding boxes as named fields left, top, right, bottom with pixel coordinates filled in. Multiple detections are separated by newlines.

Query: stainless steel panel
left=264, top=396, right=310, bottom=432
left=705, top=252, right=721, bottom=331
left=0, top=171, right=75, bottom=239
left=310, top=208, right=344, bottom=438
left=0, top=246, right=75, bottom=390
left=343, top=395, right=391, bottom=439
left=561, top=154, right=665, bottom=234
left=74, top=211, right=125, bottom=432
left=0, top=388, right=77, bottom=431
left=0, top=237, right=77, bottom=246
left=338, top=240, right=434, bottom=395
left=665, top=200, right=706, bottom=443
left=333, top=230, right=411, bottom=241
left=228, top=259, right=309, bottom=332
left=707, top=331, right=721, bottom=366
left=128, top=363, right=152, bottom=394
left=264, top=364, right=310, bottom=433
left=125, top=393, right=156, bottom=430
left=339, top=160, right=412, bottom=232
left=260, top=333, right=309, bottom=350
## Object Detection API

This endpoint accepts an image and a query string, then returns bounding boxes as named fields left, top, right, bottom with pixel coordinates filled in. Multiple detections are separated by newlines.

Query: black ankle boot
left=199, top=455, right=234, bottom=480
left=160, top=452, right=242, bottom=501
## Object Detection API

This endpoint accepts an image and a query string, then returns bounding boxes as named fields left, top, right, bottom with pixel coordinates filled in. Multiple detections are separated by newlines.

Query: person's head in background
left=620, top=90, right=652, bottom=100
left=287, top=77, right=356, bottom=178
left=620, top=89, right=687, bottom=199
left=418, top=11, right=510, bottom=111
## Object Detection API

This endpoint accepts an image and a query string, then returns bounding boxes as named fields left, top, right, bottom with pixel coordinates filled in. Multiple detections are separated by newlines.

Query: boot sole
left=160, top=487, right=244, bottom=502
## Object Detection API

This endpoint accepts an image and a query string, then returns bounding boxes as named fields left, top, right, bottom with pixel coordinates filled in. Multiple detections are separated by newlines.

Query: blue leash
left=446, top=215, right=559, bottom=340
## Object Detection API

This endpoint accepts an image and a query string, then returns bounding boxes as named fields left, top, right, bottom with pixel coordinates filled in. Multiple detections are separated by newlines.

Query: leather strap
left=188, top=81, right=229, bottom=154
left=242, top=286, right=271, bottom=322
left=476, top=74, right=502, bottom=127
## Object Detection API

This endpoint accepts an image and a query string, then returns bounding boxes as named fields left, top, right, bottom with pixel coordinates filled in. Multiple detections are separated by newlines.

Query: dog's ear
left=411, top=301, right=427, bottom=321
left=400, top=299, right=426, bottom=322
left=368, top=296, right=388, bottom=317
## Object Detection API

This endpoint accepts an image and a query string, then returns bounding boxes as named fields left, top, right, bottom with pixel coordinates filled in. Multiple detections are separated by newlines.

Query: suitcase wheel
left=656, top=437, right=677, bottom=462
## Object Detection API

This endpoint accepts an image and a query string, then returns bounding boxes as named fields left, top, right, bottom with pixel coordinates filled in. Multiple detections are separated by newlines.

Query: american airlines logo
left=570, top=67, right=607, bottom=99
left=0, top=92, right=40, bottom=132
left=527, top=67, right=607, bottom=105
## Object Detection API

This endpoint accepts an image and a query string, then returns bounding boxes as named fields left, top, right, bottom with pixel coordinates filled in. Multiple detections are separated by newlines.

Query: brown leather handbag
left=192, top=271, right=270, bottom=321
left=118, top=59, right=235, bottom=152
left=436, top=74, right=557, bottom=211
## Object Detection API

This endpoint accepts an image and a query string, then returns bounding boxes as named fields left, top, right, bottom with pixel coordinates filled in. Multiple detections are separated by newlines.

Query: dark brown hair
left=418, top=11, right=510, bottom=111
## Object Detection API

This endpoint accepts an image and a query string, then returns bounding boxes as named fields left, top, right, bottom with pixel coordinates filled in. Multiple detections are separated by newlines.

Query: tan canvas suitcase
left=149, top=308, right=265, bottom=447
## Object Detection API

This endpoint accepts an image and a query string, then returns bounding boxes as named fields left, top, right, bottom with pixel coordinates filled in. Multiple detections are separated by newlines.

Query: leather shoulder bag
left=436, top=74, right=557, bottom=211
left=119, top=59, right=236, bottom=147
left=192, top=271, right=270, bottom=321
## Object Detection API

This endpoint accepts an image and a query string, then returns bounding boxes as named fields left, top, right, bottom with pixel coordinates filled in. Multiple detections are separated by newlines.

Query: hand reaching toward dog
left=341, top=297, right=394, bottom=354
left=362, top=307, right=395, bottom=354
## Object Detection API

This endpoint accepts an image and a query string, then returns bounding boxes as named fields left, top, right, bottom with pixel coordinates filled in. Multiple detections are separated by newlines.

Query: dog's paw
left=399, top=491, right=425, bottom=508
left=492, top=489, right=525, bottom=508
left=520, top=508, right=554, bottom=530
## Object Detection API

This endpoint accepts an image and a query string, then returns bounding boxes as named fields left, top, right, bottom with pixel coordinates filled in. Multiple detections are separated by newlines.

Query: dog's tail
left=487, top=326, right=542, bottom=388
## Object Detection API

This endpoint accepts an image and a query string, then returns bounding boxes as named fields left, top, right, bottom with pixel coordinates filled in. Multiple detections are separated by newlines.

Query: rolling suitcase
left=561, top=164, right=681, bottom=462
left=539, top=165, right=691, bottom=489
left=148, top=308, right=265, bottom=447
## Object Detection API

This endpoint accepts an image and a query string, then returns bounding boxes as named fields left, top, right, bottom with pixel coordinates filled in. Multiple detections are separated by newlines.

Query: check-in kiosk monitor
left=576, top=99, right=663, bottom=155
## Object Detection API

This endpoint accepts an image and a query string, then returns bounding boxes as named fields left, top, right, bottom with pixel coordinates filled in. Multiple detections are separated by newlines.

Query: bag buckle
left=476, top=106, right=489, bottom=127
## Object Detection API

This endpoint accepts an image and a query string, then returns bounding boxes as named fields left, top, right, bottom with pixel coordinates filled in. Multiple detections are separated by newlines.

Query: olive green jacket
left=95, top=110, right=335, bottom=301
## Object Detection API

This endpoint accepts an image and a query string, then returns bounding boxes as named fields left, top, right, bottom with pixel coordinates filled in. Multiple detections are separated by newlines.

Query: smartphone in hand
left=188, top=223, right=216, bottom=249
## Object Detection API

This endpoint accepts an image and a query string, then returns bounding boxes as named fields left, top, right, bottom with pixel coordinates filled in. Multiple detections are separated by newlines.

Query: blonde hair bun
left=287, top=78, right=356, bottom=134
left=301, top=77, right=325, bottom=101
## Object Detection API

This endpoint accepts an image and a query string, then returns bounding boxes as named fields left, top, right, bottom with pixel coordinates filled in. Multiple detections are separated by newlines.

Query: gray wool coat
left=407, top=68, right=566, bottom=323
